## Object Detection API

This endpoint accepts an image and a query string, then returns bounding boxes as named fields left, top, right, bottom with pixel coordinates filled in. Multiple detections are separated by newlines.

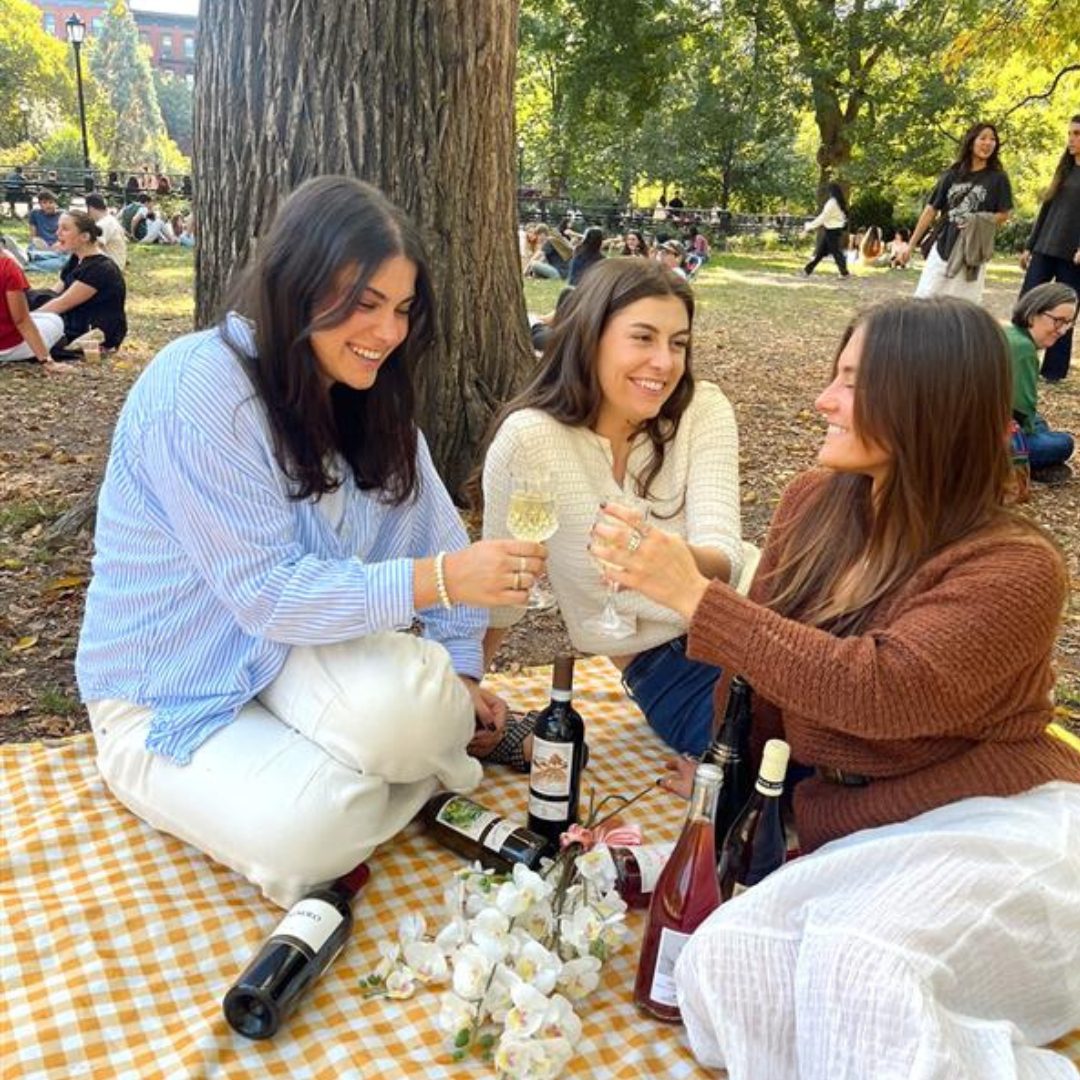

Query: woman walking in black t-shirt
left=31, top=210, right=127, bottom=352
left=903, top=122, right=1013, bottom=303
left=1018, top=114, right=1080, bottom=382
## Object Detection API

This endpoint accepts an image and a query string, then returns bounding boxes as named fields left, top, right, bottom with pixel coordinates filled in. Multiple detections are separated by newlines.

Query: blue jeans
left=25, top=251, right=66, bottom=273
left=621, top=636, right=723, bottom=756
left=1027, top=415, right=1074, bottom=469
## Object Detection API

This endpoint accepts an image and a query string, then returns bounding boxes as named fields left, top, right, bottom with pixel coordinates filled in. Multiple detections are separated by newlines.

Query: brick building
left=30, top=1, right=198, bottom=81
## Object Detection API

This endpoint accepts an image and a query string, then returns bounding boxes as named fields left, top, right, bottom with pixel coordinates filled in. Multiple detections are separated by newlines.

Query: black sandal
left=481, top=710, right=591, bottom=774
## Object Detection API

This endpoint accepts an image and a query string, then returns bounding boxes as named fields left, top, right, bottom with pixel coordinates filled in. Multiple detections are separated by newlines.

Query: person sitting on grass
left=0, top=250, right=70, bottom=373
left=28, top=188, right=62, bottom=252
left=567, top=226, right=605, bottom=285
left=592, top=296, right=1080, bottom=1080
left=75, top=176, right=546, bottom=909
left=28, top=210, right=127, bottom=355
left=1005, top=281, right=1076, bottom=485
left=85, top=192, right=128, bottom=270
left=479, top=257, right=745, bottom=767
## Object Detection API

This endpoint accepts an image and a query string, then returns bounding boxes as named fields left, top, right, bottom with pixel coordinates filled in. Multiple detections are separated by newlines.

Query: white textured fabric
left=483, top=381, right=742, bottom=656
left=915, top=245, right=988, bottom=303
left=94, top=212, right=128, bottom=269
left=86, top=631, right=481, bottom=909
left=676, top=782, right=1080, bottom=1080
left=804, top=197, right=848, bottom=231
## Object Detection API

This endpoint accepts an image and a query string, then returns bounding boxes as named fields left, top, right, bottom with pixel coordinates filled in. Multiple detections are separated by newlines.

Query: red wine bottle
left=717, top=739, right=790, bottom=901
left=527, top=657, right=586, bottom=850
left=609, top=842, right=675, bottom=909
left=633, top=763, right=724, bottom=1022
left=701, top=675, right=753, bottom=860
left=223, top=863, right=370, bottom=1039
left=422, top=792, right=548, bottom=873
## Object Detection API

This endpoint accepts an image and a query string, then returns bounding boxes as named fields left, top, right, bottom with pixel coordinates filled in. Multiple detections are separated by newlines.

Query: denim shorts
left=621, top=636, right=722, bottom=756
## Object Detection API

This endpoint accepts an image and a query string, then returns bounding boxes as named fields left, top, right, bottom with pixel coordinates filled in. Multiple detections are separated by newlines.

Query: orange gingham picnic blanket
left=2, top=656, right=1079, bottom=1080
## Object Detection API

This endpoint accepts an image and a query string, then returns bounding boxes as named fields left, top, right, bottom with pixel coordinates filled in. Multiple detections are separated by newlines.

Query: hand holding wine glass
left=506, top=470, right=559, bottom=610
left=582, top=494, right=650, bottom=639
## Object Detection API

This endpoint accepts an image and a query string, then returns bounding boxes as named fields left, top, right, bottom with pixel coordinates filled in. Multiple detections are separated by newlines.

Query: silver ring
left=627, top=530, right=642, bottom=553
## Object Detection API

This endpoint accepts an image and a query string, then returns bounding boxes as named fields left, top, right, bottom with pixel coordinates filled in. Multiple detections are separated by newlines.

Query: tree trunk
left=193, top=0, right=533, bottom=496
left=810, top=80, right=853, bottom=193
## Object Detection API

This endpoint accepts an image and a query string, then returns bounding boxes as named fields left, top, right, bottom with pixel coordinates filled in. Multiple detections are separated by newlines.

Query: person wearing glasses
left=1005, top=282, right=1076, bottom=484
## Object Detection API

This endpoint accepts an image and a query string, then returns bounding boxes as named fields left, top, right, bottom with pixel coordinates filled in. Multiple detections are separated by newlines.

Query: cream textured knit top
left=482, top=381, right=742, bottom=656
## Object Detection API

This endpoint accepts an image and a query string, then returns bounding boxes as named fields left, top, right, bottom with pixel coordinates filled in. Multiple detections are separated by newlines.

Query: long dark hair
left=826, top=181, right=849, bottom=216
left=763, top=298, right=1045, bottom=635
left=221, top=176, right=435, bottom=505
left=951, top=121, right=1004, bottom=173
left=487, top=257, right=695, bottom=501
left=1043, top=114, right=1080, bottom=204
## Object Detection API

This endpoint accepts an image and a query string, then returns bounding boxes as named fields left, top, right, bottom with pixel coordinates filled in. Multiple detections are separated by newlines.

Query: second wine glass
left=582, top=495, right=649, bottom=639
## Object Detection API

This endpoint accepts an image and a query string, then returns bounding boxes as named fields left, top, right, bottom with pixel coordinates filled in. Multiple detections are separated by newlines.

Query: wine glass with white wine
left=582, top=494, right=650, bottom=639
left=506, top=470, right=558, bottom=610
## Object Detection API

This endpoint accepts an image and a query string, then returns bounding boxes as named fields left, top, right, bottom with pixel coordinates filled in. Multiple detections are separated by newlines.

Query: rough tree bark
left=193, top=0, right=533, bottom=496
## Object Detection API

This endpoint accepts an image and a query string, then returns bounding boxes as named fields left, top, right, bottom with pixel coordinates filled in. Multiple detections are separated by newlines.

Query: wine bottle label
left=272, top=898, right=344, bottom=955
left=436, top=796, right=499, bottom=843
left=528, top=792, right=568, bottom=820
left=482, top=819, right=518, bottom=855
left=530, top=737, right=574, bottom=797
left=649, top=927, right=692, bottom=1007
left=634, top=843, right=675, bottom=895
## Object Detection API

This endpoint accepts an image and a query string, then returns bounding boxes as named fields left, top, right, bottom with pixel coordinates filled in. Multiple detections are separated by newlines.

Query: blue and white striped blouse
left=76, top=315, right=485, bottom=765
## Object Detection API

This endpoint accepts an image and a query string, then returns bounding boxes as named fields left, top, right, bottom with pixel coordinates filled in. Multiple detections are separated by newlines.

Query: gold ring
left=518, top=556, right=526, bottom=574
left=627, top=530, right=642, bottom=553
left=514, top=571, right=523, bottom=590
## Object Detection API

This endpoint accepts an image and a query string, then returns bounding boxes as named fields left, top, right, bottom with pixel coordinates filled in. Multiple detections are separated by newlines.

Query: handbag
left=1005, top=419, right=1030, bottom=505
left=918, top=217, right=943, bottom=260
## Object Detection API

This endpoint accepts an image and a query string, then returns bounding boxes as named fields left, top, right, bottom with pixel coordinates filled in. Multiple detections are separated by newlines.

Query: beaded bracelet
left=434, top=551, right=453, bottom=610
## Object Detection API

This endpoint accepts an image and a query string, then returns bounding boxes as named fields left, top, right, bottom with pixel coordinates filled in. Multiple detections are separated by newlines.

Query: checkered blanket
left=2, top=658, right=1078, bottom=1079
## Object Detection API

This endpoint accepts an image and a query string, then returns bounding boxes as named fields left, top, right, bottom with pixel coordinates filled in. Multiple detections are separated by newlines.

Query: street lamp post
left=65, top=14, right=93, bottom=193
left=18, top=96, right=30, bottom=143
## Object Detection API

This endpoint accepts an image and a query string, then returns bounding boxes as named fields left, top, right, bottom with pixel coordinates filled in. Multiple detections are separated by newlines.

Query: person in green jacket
left=1006, top=282, right=1076, bottom=484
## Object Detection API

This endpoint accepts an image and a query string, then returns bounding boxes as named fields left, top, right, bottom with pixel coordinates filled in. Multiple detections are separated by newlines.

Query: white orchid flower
left=482, top=962, right=518, bottom=1023
left=517, top=899, right=554, bottom=941
left=384, top=968, right=417, bottom=999
left=452, top=942, right=494, bottom=1002
left=402, top=939, right=448, bottom=984
left=556, top=955, right=601, bottom=1001
left=471, top=906, right=513, bottom=963
left=437, top=990, right=476, bottom=1036
left=595, top=888, right=628, bottom=919
left=374, top=939, right=401, bottom=980
left=574, top=846, right=617, bottom=893
left=495, top=1034, right=574, bottom=1080
left=504, top=980, right=551, bottom=1038
left=513, top=937, right=562, bottom=996
left=559, top=904, right=603, bottom=956
left=541, top=993, right=582, bottom=1045
left=397, top=912, right=427, bottom=944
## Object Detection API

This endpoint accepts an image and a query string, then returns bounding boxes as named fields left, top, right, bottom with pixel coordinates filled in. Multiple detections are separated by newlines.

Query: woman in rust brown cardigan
left=594, top=297, right=1080, bottom=1079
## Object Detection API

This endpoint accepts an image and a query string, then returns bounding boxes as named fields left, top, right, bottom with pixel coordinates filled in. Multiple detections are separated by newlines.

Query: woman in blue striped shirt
left=76, top=177, right=546, bottom=908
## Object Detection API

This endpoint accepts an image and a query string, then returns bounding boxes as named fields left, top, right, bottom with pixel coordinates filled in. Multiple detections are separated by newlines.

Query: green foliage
left=153, top=71, right=193, bottom=153
left=37, top=122, right=101, bottom=173
left=87, top=0, right=168, bottom=169
left=848, top=190, right=895, bottom=232
left=0, top=0, right=72, bottom=148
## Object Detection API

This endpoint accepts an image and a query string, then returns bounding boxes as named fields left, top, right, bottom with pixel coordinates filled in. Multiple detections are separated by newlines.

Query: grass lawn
left=1, top=234, right=1078, bottom=740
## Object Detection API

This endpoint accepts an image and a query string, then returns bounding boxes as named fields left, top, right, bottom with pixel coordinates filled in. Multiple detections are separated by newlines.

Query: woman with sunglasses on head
left=1006, top=282, right=1076, bottom=484
left=76, top=177, right=546, bottom=909
left=592, top=297, right=1080, bottom=1079
left=479, top=257, right=745, bottom=767
left=902, top=122, right=1013, bottom=303
left=1018, top=114, right=1080, bottom=382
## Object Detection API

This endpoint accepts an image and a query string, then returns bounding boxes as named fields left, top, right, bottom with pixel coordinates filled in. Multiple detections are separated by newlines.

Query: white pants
left=87, top=632, right=482, bottom=908
left=0, top=312, right=64, bottom=361
left=915, top=245, right=988, bottom=304
left=676, top=783, right=1080, bottom=1080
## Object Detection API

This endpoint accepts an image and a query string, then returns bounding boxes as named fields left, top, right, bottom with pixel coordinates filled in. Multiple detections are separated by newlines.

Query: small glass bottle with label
left=633, top=763, right=724, bottom=1022
left=421, top=792, right=548, bottom=873
left=609, top=842, right=675, bottom=909
left=223, top=862, right=370, bottom=1039
left=527, top=656, right=586, bottom=851
left=717, top=739, right=790, bottom=901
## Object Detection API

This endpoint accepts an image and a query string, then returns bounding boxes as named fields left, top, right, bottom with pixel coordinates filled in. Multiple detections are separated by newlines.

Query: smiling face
left=971, top=126, right=997, bottom=166
left=1029, top=302, right=1078, bottom=350
left=814, top=326, right=892, bottom=487
left=309, top=254, right=416, bottom=391
left=593, top=294, right=689, bottom=438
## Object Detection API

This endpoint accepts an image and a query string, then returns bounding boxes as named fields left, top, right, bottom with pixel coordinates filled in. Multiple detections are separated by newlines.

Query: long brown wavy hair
left=484, top=257, right=696, bottom=502
left=1043, top=114, right=1080, bottom=204
left=763, top=298, right=1042, bottom=636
